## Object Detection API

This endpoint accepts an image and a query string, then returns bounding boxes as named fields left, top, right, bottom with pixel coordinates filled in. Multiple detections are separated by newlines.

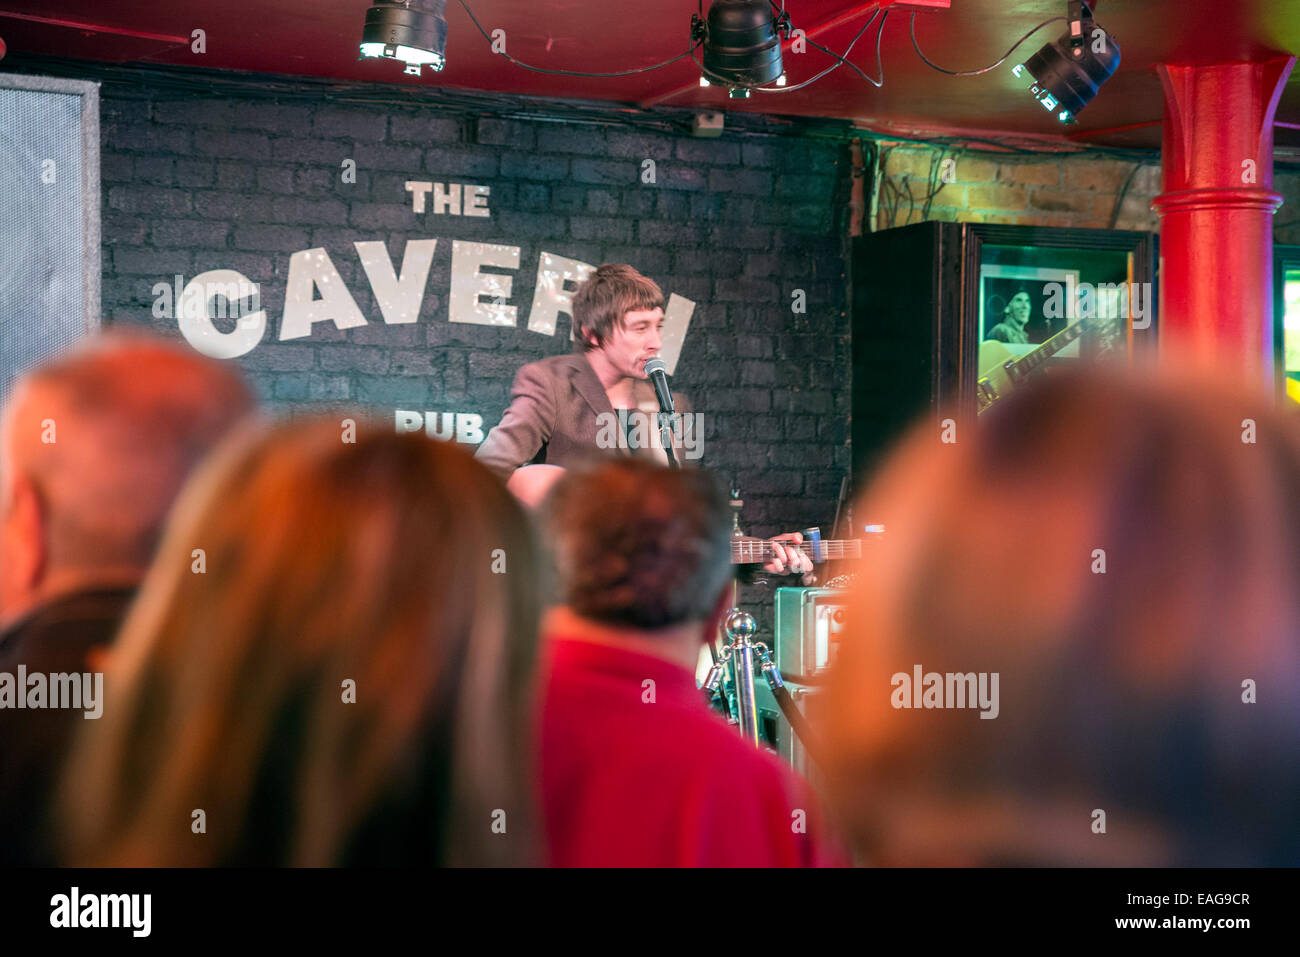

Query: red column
left=1151, top=58, right=1295, bottom=380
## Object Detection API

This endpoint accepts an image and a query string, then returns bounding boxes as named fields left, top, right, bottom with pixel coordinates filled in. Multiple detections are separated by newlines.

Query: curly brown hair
left=544, top=459, right=732, bottom=630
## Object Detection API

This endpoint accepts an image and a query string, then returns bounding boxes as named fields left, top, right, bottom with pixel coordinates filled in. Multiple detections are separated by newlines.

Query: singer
left=475, top=263, right=813, bottom=579
left=476, top=263, right=686, bottom=476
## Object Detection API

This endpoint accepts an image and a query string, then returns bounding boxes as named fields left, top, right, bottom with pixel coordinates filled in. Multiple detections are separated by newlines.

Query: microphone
left=643, top=357, right=674, bottom=414
left=643, top=356, right=680, bottom=469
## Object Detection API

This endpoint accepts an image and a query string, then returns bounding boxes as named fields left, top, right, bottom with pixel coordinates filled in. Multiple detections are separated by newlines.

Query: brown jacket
left=475, top=352, right=692, bottom=481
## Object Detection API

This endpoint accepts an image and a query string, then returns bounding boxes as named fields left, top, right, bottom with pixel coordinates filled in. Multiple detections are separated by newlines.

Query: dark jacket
left=475, top=352, right=692, bottom=481
left=0, top=586, right=135, bottom=866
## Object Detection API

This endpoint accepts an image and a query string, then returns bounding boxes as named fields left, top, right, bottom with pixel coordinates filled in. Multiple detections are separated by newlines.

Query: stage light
left=359, top=0, right=449, bottom=76
left=1010, top=1, right=1119, bottom=123
left=692, top=0, right=788, bottom=95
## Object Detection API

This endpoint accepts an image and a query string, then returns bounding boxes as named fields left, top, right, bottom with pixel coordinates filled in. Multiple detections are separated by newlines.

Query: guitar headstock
left=1083, top=309, right=1127, bottom=359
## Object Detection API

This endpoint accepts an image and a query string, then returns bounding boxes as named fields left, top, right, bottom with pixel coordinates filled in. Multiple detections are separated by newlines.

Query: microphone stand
left=658, top=413, right=679, bottom=469
left=644, top=357, right=680, bottom=470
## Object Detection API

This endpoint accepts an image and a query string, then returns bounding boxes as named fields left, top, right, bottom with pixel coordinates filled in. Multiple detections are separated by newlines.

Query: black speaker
left=851, top=221, right=966, bottom=478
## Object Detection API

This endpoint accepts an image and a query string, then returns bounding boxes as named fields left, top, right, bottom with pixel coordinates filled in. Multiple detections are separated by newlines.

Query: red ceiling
left=2, top=0, right=1300, bottom=149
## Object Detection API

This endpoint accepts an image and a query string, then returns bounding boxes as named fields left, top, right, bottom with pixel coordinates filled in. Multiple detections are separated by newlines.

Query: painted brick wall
left=95, top=84, right=853, bottom=550
left=78, top=70, right=859, bottom=653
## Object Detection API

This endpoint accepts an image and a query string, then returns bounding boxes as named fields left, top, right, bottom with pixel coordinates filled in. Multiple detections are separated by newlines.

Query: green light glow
left=1286, top=271, right=1300, bottom=403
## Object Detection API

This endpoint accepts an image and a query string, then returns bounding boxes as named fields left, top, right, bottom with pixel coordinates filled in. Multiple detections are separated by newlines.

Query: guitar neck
left=1008, top=317, right=1090, bottom=380
left=730, top=538, right=862, bottom=564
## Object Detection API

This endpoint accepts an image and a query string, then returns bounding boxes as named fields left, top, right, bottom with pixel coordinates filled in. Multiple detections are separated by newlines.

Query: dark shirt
left=986, top=321, right=1029, bottom=344
left=0, top=586, right=135, bottom=866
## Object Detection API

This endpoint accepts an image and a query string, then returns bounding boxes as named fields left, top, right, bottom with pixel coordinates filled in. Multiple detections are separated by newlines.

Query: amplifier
left=774, top=587, right=848, bottom=681
left=756, top=680, right=824, bottom=780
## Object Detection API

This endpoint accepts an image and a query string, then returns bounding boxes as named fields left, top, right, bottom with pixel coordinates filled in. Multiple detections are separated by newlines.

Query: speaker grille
left=0, top=75, right=100, bottom=404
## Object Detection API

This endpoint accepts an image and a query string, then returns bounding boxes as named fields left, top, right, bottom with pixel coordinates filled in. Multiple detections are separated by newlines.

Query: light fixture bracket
left=1067, top=0, right=1094, bottom=59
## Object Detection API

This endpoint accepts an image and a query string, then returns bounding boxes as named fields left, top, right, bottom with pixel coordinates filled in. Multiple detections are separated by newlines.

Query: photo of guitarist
left=985, top=289, right=1033, bottom=344
left=985, top=287, right=1062, bottom=345
left=476, top=263, right=814, bottom=581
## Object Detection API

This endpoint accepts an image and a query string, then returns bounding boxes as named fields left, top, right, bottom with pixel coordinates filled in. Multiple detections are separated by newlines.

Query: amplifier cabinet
left=774, top=586, right=848, bottom=681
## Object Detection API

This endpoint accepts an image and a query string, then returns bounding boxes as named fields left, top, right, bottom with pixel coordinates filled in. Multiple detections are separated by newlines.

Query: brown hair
left=822, top=365, right=1300, bottom=866
left=544, top=459, right=732, bottom=630
left=61, top=419, right=543, bottom=866
left=571, top=264, right=665, bottom=352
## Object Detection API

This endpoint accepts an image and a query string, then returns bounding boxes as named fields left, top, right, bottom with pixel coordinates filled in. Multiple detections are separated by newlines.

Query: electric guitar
left=976, top=314, right=1116, bottom=414
left=506, top=464, right=865, bottom=564
left=726, top=535, right=863, bottom=565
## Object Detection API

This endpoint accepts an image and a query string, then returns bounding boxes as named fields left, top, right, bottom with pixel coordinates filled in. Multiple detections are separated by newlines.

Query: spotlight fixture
left=359, top=0, right=449, bottom=76
left=692, top=0, right=791, bottom=98
left=1010, top=0, right=1119, bottom=123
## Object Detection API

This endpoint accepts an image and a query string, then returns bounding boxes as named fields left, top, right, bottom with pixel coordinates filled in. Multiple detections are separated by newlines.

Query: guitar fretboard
left=730, top=538, right=863, bottom=564
left=1007, top=318, right=1090, bottom=382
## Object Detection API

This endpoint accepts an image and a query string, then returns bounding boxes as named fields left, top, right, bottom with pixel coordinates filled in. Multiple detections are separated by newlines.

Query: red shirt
left=540, top=632, right=840, bottom=867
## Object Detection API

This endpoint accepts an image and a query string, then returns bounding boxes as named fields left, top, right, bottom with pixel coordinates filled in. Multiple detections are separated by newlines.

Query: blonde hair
left=61, top=419, right=543, bottom=866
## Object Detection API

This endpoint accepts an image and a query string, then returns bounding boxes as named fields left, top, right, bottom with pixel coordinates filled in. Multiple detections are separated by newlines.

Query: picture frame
left=978, top=264, right=1082, bottom=352
left=958, top=225, right=1158, bottom=418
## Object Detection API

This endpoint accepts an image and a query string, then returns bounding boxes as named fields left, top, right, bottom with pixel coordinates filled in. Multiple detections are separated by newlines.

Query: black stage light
left=359, top=0, right=449, bottom=76
left=693, top=0, right=789, bottom=98
left=1011, top=0, right=1119, bottom=123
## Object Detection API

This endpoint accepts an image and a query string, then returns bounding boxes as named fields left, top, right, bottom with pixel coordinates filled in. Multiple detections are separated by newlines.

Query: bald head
left=0, top=334, right=255, bottom=621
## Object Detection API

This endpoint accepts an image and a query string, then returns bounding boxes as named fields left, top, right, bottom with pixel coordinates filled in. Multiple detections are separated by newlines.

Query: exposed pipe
left=0, top=12, right=190, bottom=45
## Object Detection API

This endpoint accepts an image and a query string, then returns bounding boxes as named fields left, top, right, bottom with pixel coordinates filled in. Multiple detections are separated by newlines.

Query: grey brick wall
left=98, top=83, right=853, bottom=578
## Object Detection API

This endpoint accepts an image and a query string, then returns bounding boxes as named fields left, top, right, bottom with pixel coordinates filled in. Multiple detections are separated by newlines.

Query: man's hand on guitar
left=764, top=532, right=816, bottom=585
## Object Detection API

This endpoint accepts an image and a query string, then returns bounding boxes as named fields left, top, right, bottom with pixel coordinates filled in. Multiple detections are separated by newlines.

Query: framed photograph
left=979, top=264, right=1081, bottom=351
left=962, top=225, right=1157, bottom=417
left=850, top=222, right=1156, bottom=476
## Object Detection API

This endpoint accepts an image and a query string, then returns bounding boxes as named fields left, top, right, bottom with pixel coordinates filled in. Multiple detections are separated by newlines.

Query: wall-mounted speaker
left=0, top=73, right=100, bottom=402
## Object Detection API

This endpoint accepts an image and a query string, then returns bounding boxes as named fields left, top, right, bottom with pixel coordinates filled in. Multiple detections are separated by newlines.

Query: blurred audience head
left=545, top=459, right=732, bottom=633
left=0, top=332, right=255, bottom=624
left=63, top=421, right=543, bottom=866
left=823, top=365, right=1300, bottom=866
